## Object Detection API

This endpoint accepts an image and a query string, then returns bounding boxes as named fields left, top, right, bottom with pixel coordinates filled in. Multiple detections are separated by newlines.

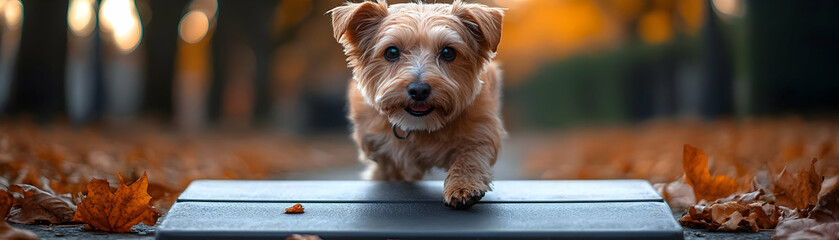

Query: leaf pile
left=0, top=122, right=356, bottom=234
left=679, top=189, right=784, bottom=232
left=526, top=119, right=839, bottom=238
left=526, top=119, right=839, bottom=183
left=672, top=146, right=837, bottom=238
left=73, top=172, right=160, bottom=233
left=774, top=187, right=839, bottom=239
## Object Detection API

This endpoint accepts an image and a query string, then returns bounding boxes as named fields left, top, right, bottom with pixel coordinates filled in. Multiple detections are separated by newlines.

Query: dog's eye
left=440, top=47, right=456, bottom=62
left=384, top=46, right=400, bottom=61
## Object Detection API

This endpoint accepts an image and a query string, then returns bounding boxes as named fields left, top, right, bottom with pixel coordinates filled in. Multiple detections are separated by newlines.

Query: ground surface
left=13, top=139, right=772, bottom=239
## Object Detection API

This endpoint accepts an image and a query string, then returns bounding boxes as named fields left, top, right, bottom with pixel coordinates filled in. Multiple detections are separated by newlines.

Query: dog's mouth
left=405, top=104, right=434, bottom=117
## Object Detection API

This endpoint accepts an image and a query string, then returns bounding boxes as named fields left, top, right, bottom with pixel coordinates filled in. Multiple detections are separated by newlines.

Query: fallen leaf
left=711, top=201, right=748, bottom=225
left=773, top=158, right=822, bottom=210
left=0, top=222, right=38, bottom=240
left=0, top=187, right=38, bottom=240
left=749, top=205, right=776, bottom=229
left=285, top=203, right=304, bottom=214
left=716, top=189, right=765, bottom=205
left=654, top=179, right=696, bottom=211
left=809, top=187, right=839, bottom=223
left=72, top=172, right=160, bottom=233
left=772, top=187, right=839, bottom=239
left=7, top=184, right=76, bottom=224
left=780, top=222, right=839, bottom=239
left=821, top=176, right=839, bottom=197
left=682, top=144, right=738, bottom=202
left=775, top=218, right=820, bottom=238
left=719, top=210, right=758, bottom=232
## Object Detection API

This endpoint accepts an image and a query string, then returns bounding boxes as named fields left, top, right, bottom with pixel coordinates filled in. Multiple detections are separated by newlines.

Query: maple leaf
left=773, top=158, right=822, bottom=210
left=7, top=184, right=76, bottom=224
left=682, top=144, right=738, bottom=202
left=72, top=172, right=160, bottom=233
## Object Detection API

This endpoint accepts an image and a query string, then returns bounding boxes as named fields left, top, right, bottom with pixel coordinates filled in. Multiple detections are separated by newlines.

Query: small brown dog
left=330, top=0, right=505, bottom=209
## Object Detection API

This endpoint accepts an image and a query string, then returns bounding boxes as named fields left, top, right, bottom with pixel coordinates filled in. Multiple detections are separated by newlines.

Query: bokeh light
left=712, top=0, right=744, bottom=18
left=68, top=0, right=96, bottom=37
left=99, top=0, right=142, bottom=53
left=178, top=10, right=209, bottom=44
left=638, top=10, right=672, bottom=45
left=2, top=0, right=22, bottom=31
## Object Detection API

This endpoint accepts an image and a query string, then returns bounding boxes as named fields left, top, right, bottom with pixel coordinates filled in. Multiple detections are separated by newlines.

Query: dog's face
left=331, top=1, right=502, bottom=131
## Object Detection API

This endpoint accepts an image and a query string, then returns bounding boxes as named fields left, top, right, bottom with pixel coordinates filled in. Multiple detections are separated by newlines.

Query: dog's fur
left=330, top=0, right=505, bottom=209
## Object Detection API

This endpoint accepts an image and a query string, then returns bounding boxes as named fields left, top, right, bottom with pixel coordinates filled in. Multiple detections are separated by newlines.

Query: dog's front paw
left=444, top=189, right=485, bottom=209
left=444, top=180, right=490, bottom=209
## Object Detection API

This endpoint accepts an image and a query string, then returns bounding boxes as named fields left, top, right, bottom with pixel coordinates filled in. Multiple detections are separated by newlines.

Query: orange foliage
left=72, top=172, right=159, bottom=233
left=638, top=10, right=672, bottom=44
left=774, top=158, right=823, bottom=210
left=683, top=144, right=738, bottom=202
left=495, top=0, right=706, bottom=81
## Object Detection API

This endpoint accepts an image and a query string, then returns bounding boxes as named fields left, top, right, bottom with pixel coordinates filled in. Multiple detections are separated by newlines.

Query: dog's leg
left=443, top=146, right=494, bottom=209
left=362, top=157, right=405, bottom=181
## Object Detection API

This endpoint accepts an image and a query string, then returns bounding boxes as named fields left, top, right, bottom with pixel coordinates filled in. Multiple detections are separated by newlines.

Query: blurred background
left=0, top=0, right=838, bottom=207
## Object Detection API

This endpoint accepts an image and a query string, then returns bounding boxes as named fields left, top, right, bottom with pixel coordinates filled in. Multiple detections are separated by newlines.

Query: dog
left=330, top=0, right=505, bottom=209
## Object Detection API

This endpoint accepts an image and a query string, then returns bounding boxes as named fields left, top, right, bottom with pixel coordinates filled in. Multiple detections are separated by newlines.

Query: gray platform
left=157, top=180, right=683, bottom=240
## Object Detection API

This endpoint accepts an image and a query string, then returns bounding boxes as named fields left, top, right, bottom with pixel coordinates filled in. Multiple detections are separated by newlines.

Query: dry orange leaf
left=7, top=184, right=76, bottom=224
left=682, top=144, right=738, bottom=202
left=285, top=203, right=304, bottom=214
left=72, top=172, right=160, bottom=233
left=773, top=158, right=822, bottom=210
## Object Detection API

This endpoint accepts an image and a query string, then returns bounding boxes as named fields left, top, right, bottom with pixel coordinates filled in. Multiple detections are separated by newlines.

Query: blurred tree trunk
left=143, top=0, right=190, bottom=120
left=9, top=0, right=68, bottom=122
left=208, top=0, right=275, bottom=127
left=747, top=0, right=839, bottom=116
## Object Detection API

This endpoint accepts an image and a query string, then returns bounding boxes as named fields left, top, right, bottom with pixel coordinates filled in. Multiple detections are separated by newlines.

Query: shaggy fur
left=330, top=0, right=505, bottom=209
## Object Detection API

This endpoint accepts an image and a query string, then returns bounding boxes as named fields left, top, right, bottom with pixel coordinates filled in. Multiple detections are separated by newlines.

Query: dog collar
left=392, top=124, right=411, bottom=139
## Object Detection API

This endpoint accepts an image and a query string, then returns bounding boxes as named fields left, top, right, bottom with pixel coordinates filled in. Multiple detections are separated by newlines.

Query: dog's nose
left=407, top=82, right=431, bottom=101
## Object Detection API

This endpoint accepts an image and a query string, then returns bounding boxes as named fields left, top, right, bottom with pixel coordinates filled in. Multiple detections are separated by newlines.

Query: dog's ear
left=330, top=1, right=388, bottom=46
left=453, top=2, right=504, bottom=53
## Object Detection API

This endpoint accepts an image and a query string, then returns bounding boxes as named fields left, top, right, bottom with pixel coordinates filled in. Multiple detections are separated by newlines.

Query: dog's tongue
left=409, top=104, right=431, bottom=112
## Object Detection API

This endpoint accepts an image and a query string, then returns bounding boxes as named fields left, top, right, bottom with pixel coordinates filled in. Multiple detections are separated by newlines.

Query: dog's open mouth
left=405, top=104, right=434, bottom=117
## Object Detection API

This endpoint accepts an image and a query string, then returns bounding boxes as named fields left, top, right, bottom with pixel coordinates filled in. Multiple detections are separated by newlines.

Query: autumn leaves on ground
left=0, top=122, right=354, bottom=238
left=1, top=118, right=838, bottom=239
left=527, top=118, right=839, bottom=238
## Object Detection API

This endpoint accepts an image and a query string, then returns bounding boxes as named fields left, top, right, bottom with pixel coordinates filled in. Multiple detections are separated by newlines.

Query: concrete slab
left=177, top=180, right=663, bottom=203
left=157, top=202, right=681, bottom=240
left=158, top=180, right=683, bottom=240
